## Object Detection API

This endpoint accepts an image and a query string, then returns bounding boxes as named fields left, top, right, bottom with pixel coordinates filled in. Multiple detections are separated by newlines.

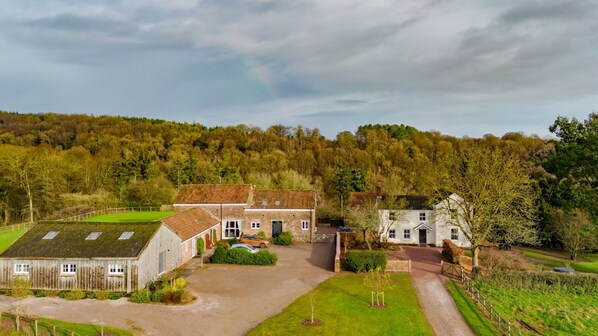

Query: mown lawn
left=83, top=211, right=174, bottom=223
left=0, top=229, right=27, bottom=253
left=518, top=247, right=598, bottom=274
left=446, top=280, right=500, bottom=336
left=476, top=280, right=598, bottom=336
left=248, top=274, right=434, bottom=336
left=1, top=314, right=132, bottom=336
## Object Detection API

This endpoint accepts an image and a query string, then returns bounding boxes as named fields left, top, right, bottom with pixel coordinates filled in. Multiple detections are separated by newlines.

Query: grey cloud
left=501, top=1, right=591, bottom=24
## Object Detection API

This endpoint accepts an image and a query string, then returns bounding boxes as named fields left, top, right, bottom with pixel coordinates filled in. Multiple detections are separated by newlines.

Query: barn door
left=158, top=251, right=165, bottom=274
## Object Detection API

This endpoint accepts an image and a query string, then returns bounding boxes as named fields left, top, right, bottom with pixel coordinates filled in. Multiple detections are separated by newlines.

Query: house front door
left=272, top=220, right=283, bottom=237
left=205, top=233, right=211, bottom=250
left=419, top=230, right=427, bottom=244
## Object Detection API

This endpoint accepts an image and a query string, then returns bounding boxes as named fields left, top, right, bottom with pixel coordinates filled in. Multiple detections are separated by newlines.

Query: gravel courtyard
left=0, top=243, right=335, bottom=336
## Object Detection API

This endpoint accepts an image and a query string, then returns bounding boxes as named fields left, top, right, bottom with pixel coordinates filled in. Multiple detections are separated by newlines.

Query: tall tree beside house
left=371, top=196, right=408, bottom=248
left=334, top=164, right=367, bottom=216
left=433, top=144, right=538, bottom=273
left=347, top=201, right=379, bottom=250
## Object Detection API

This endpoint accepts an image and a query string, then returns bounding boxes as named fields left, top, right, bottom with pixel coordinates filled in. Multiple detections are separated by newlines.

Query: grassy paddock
left=0, top=229, right=27, bottom=253
left=446, top=280, right=500, bottom=336
left=518, top=247, right=598, bottom=274
left=248, top=274, right=434, bottom=336
left=83, top=211, right=174, bottom=223
left=0, top=314, right=132, bottom=336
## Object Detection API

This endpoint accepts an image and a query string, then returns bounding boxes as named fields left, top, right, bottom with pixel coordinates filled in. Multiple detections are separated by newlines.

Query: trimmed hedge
left=210, top=246, right=278, bottom=265
left=272, top=231, right=293, bottom=245
left=442, top=239, right=464, bottom=264
left=345, top=250, right=387, bottom=272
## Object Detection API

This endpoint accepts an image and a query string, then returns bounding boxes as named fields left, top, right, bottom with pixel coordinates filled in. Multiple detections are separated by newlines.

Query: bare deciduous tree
left=551, top=208, right=597, bottom=260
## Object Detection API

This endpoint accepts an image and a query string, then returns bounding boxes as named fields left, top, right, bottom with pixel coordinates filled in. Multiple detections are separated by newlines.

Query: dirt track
left=0, top=243, right=335, bottom=335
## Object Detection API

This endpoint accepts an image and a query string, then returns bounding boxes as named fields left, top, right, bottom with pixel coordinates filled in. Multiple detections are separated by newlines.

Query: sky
left=0, top=0, right=597, bottom=138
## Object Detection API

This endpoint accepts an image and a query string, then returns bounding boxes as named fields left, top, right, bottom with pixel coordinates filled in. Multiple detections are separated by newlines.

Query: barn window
left=301, top=220, right=309, bottom=231
left=42, top=231, right=60, bottom=240
left=108, top=264, right=124, bottom=275
left=224, top=220, right=241, bottom=239
left=119, top=231, right=134, bottom=240
left=86, top=232, right=102, bottom=240
left=451, top=228, right=459, bottom=240
left=14, top=264, right=29, bottom=274
left=61, top=264, right=76, bottom=274
left=251, top=221, right=260, bottom=229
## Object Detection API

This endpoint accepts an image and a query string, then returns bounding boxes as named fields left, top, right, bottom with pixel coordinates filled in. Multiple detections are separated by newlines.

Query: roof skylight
left=86, top=232, right=102, bottom=240
left=42, top=231, right=60, bottom=240
left=119, top=231, right=134, bottom=240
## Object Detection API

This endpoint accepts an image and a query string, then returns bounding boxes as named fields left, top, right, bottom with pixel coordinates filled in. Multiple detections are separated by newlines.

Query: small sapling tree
left=364, top=267, right=392, bottom=307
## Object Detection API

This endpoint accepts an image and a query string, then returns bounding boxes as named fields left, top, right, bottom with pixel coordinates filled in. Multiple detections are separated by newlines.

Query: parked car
left=230, top=243, right=259, bottom=254
left=240, top=234, right=270, bottom=248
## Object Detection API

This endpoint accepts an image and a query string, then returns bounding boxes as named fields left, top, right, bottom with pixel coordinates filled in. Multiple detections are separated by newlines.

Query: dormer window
left=86, top=232, right=102, bottom=240
left=42, top=231, right=59, bottom=240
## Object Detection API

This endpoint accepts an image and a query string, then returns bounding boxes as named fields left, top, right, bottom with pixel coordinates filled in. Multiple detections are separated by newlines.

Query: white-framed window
left=86, top=231, right=102, bottom=240
left=251, top=221, right=261, bottom=229
left=419, top=212, right=426, bottom=221
left=451, top=228, right=459, bottom=240
left=403, top=229, right=411, bottom=239
left=388, top=212, right=396, bottom=221
left=224, top=220, right=241, bottom=239
left=301, top=220, right=309, bottom=231
left=14, top=264, right=29, bottom=274
left=389, top=229, right=396, bottom=239
left=108, top=264, right=124, bottom=275
left=61, top=264, right=76, bottom=274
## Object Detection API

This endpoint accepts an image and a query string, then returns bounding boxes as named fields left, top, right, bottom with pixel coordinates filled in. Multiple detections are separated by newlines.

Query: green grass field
left=0, top=229, right=27, bottom=253
left=476, top=279, right=598, bottom=336
left=83, top=211, right=174, bottom=223
left=248, top=274, right=434, bottom=336
left=1, top=314, right=132, bottom=336
left=446, top=280, right=500, bottom=336
left=518, top=247, right=598, bottom=274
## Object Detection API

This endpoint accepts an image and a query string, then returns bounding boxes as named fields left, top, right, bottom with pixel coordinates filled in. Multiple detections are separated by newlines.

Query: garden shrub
left=272, top=231, right=293, bottom=245
left=197, top=237, right=205, bottom=256
left=151, top=289, right=166, bottom=302
left=211, top=246, right=278, bottom=265
left=258, top=231, right=266, bottom=239
left=228, top=237, right=240, bottom=245
left=63, top=290, right=86, bottom=300
left=479, top=248, right=533, bottom=272
left=442, top=239, right=464, bottom=264
left=211, top=246, right=229, bottom=263
left=95, top=290, right=110, bottom=300
left=480, top=270, right=598, bottom=295
left=34, top=290, right=47, bottom=297
left=85, top=292, right=96, bottom=299
left=129, top=289, right=151, bottom=303
left=215, top=240, right=230, bottom=249
left=345, top=250, right=387, bottom=272
left=173, top=278, right=187, bottom=290
left=108, top=292, right=124, bottom=300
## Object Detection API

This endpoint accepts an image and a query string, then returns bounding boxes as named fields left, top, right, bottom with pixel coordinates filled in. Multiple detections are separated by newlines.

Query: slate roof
left=0, top=222, right=161, bottom=259
left=249, top=190, right=316, bottom=209
left=351, top=192, right=432, bottom=210
left=162, top=208, right=220, bottom=241
left=174, top=184, right=252, bottom=204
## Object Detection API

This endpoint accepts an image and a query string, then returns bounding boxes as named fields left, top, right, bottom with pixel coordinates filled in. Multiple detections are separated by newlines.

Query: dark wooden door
left=419, top=230, right=427, bottom=244
left=272, top=220, right=283, bottom=237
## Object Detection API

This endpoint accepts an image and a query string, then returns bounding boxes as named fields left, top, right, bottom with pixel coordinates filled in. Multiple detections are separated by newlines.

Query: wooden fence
left=58, top=206, right=166, bottom=222
left=334, top=232, right=341, bottom=273
left=387, top=259, right=411, bottom=273
left=441, top=262, right=522, bottom=336
left=0, top=222, right=34, bottom=234
left=1, top=312, right=107, bottom=336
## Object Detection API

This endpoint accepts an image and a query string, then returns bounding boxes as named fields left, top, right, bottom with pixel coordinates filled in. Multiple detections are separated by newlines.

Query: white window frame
left=403, top=229, right=411, bottom=239
left=14, top=263, right=29, bottom=274
left=389, top=229, right=396, bottom=239
left=224, top=220, right=241, bottom=239
left=61, top=264, right=76, bottom=275
left=419, top=212, right=426, bottom=221
left=108, top=264, right=124, bottom=275
left=251, top=221, right=261, bottom=229
left=451, top=228, right=459, bottom=240
left=301, top=220, right=309, bottom=231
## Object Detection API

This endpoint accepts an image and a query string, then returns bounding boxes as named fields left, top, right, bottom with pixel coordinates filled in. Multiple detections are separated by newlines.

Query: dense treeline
left=0, top=111, right=595, bottom=252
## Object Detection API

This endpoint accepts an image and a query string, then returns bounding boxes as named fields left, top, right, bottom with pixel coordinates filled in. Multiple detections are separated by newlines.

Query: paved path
left=0, top=243, right=335, bottom=336
left=403, top=246, right=474, bottom=336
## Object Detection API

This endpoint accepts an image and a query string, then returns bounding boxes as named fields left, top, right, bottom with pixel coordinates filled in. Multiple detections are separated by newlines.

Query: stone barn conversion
left=173, top=184, right=317, bottom=242
left=0, top=221, right=181, bottom=292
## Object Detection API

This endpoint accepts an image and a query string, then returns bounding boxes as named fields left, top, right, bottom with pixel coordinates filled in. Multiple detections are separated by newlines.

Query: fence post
left=53, top=325, right=56, bottom=336
left=35, top=320, right=38, bottom=335
left=440, top=260, right=444, bottom=275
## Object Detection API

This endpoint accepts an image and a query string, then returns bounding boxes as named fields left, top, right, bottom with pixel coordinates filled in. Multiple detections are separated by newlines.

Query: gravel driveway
left=403, top=246, right=473, bottom=336
left=0, top=243, right=335, bottom=336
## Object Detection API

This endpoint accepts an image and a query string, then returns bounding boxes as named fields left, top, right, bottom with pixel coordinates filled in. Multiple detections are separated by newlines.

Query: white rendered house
left=351, top=192, right=471, bottom=247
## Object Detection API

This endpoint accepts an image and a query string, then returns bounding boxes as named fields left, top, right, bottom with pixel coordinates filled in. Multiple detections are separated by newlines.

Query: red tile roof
left=174, top=184, right=252, bottom=204
left=250, top=190, right=316, bottom=209
left=162, top=208, right=220, bottom=241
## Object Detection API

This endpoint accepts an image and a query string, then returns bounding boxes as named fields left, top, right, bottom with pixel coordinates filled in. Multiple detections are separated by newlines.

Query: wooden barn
left=0, top=221, right=181, bottom=293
